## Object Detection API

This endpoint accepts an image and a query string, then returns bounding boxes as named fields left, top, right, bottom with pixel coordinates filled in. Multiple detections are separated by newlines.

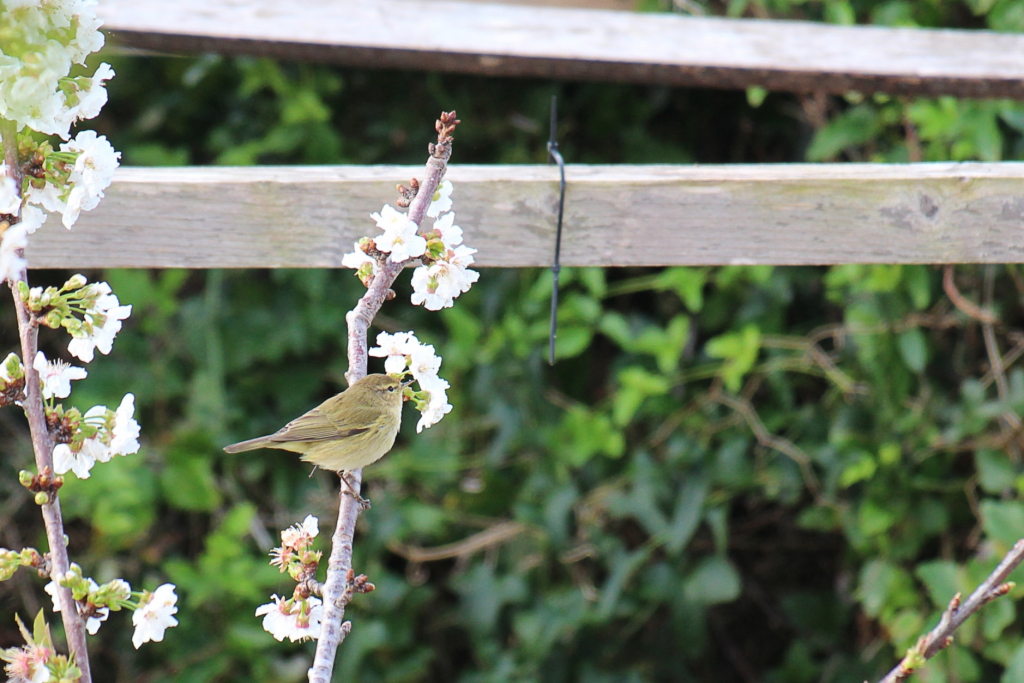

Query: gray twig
left=876, top=539, right=1024, bottom=683
left=1, top=119, right=92, bottom=683
left=307, top=112, right=457, bottom=683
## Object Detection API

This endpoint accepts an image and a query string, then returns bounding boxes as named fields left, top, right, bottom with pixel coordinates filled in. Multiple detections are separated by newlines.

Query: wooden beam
left=99, top=0, right=1024, bottom=99
left=26, top=163, right=1024, bottom=268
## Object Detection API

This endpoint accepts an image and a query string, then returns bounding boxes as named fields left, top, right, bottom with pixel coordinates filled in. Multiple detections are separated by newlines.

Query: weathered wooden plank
left=25, top=163, right=1024, bottom=268
left=100, top=0, right=1024, bottom=98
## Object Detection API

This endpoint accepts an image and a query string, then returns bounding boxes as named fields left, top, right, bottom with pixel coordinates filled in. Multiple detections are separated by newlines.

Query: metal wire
left=547, top=95, right=566, bottom=366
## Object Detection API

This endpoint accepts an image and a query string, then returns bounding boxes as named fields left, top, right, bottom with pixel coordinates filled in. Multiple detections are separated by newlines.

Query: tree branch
left=877, top=539, right=1024, bottom=683
left=307, top=111, right=457, bottom=683
left=1, top=118, right=92, bottom=683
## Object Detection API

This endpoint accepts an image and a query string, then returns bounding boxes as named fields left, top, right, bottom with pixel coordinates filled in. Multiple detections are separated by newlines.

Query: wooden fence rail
left=100, top=0, right=1024, bottom=99
left=27, top=163, right=1024, bottom=268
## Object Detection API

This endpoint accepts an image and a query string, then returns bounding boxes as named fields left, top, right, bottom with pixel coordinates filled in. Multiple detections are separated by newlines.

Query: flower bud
left=18, top=470, right=33, bottom=487
left=16, top=280, right=29, bottom=301
left=44, top=310, right=62, bottom=329
left=65, top=274, right=87, bottom=290
left=3, top=353, right=22, bottom=380
left=34, top=491, right=49, bottom=506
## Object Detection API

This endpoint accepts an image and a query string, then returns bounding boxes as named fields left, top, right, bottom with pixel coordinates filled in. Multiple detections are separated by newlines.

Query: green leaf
left=916, top=560, right=960, bottom=609
left=456, top=564, right=527, bottom=634
left=857, top=560, right=915, bottom=618
left=806, top=105, right=882, bottom=161
left=858, top=499, right=897, bottom=536
left=897, top=328, right=928, bottom=373
left=553, top=326, right=592, bottom=360
left=1002, top=643, right=1024, bottom=683
left=825, top=0, right=856, bottom=24
left=977, top=450, right=1017, bottom=494
left=32, top=610, right=50, bottom=648
left=161, top=431, right=222, bottom=512
left=683, top=556, right=741, bottom=605
left=981, top=500, right=1024, bottom=549
left=839, top=451, right=877, bottom=488
left=598, top=312, right=632, bottom=348
left=556, top=407, right=625, bottom=466
left=983, top=594, right=1016, bottom=641
left=664, top=477, right=708, bottom=556
left=746, top=86, right=767, bottom=109
left=656, top=268, right=707, bottom=312
left=613, top=367, right=670, bottom=425
left=706, top=325, right=761, bottom=393
left=578, top=267, right=607, bottom=298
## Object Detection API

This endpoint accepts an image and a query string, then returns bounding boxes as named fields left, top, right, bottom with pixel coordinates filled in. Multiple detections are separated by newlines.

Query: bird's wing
left=269, top=408, right=369, bottom=444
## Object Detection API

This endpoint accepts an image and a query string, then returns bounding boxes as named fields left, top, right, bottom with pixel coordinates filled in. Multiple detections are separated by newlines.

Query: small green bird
left=223, top=374, right=407, bottom=503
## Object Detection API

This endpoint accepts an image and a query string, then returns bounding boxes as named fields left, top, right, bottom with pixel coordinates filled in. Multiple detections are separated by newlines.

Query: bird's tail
left=223, top=435, right=274, bottom=453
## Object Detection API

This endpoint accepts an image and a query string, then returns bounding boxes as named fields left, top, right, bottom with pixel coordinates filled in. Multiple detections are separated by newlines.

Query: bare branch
left=707, top=388, right=822, bottom=500
left=308, top=111, right=458, bottom=683
left=877, top=539, right=1024, bottom=683
left=387, top=521, right=528, bottom=563
left=1, top=118, right=92, bottom=683
left=943, top=265, right=997, bottom=325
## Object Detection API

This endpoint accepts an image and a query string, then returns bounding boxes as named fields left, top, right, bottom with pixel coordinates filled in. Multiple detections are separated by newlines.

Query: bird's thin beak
left=401, top=379, right=415, bottom=388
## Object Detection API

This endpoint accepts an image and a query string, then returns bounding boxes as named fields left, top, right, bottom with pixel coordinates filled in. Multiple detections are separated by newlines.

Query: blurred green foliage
left=5, top=0, right=1024, bottom=681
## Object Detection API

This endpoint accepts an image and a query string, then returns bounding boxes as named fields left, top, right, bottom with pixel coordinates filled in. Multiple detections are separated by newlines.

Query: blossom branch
left=308, top=111, right=458, bottom=683
left=1, top=118, right=93, bottom=683
left=877, top=539, right=1024, bottom=683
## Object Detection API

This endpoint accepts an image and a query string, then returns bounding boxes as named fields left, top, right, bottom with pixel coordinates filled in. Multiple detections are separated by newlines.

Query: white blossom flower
left=19, top=204, right=46, bottom=234
left=72, top=62, right=113, bottom=120
left=411, top=246, right=480, bottom=311
left=44, top=579, right=62, bottom=613
left=432, top=211, right=463, bottom=249
left=77, top=404, right=113, bottom=462
left=368, top=330, right=418, bottom=375
left=132, top=584, right=178, bottom=648
left=61, top=185, right=85, bottom=228
left=67, top=282, right=132, bottom=362
left=0, top=171, right=20, bottom=216
left=68, top=4, right=105, bottom=64
left=25, top=182, right=65, bottom=214
left=426, top=180, right=453, bottom=218
left=0, top=222, right=28, bottom=282
left=53, top=442, right=95, bottom=478
left=68, top=130, right=119, bottom=196
left=280, top=514, right=318, bottom=549
left=33, top=351, right=86, bottom=399
left=109, top=393, right=140, bottom=455
left=409, top=344, right=441, bottom=384
left=1, top=73, right=70, bottom=138
left=416, top=375, right=452, bottom=433
left=81, top=434, right=111, bottom=464
left=340, top=242, right=378, bottom=274
left=255, top=595, right=323, bottom=642
left=59, top=130, right=119, bottom=227
left=45, top=577, right=108, bottom=632
left=85, top=606, right=109, bottom=635
left=371, top=205, right=426, bottom=263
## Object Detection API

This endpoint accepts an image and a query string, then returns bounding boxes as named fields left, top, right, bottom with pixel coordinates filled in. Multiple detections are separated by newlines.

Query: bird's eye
left=387, top=386, right=396, bottom=393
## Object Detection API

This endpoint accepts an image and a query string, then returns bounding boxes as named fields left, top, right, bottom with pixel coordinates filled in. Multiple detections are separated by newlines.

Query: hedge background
left=6, top=1, right=1024, bottom=681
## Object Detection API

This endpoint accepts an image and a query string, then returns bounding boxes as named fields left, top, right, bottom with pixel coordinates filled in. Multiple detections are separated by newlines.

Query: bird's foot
left=339, top=473, right=371, bottom=511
